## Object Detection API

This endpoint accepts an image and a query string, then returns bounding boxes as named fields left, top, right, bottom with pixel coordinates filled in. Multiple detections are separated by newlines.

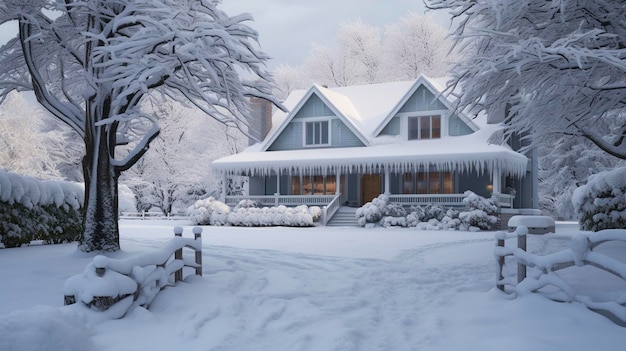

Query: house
left=211, top=75, right=538, bottom=225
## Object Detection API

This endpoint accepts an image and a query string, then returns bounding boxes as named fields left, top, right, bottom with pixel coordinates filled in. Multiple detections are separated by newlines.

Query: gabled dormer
left=374, top=76, right=477, bottom=141
left=263, top=85, right=368, bottom=151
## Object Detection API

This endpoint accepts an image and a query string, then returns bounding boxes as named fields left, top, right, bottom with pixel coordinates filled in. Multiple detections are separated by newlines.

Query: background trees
left=0, top=91, right=83, bottom=181
left=273, top=12, right=454, bottom=98
left=121, top=98, right=246, bottom=216
left=0, top=0, right=280, bottom=252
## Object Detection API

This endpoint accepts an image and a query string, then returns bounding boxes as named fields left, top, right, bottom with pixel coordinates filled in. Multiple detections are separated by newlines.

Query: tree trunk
left=78, top=123, right=120, bottom=252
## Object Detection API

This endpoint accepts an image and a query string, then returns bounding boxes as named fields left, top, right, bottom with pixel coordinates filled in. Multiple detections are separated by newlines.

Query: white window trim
left=302, top=117, right=333, bottom=147
left=396, top=111, right=448, bottom=140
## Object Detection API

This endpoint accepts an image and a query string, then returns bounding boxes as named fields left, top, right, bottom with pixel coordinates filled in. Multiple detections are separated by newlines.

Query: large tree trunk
left=78, top=123, right=120, bottom=252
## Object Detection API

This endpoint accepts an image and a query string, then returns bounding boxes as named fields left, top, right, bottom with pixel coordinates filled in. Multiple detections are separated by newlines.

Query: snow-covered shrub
left=385, top=202, right=407, bottom=218
left=188, top=197, right=230, bottom=226
left=408, top=205, right=427, bottom=222
left=308, top=206, right=322, bottom=221
left=381, top=216, right=407, bottom=228
left=415, top=218, right=445, bottom=230
left=425, top=205, right=445, bottom=221
left=228, top=205, right=314, bottom=227
left=406, top=205, right=458, bottom=229
left=572, top=167, right=626, bottom=231
left=233, top=199, right=261, bottom=210
left=356, top=194, right=389, bottom=226
left=356, top=194, right=410, bottom=227
left=459, top=191, right=498, bottom=230
left=0, top=170, right=83, bottom=248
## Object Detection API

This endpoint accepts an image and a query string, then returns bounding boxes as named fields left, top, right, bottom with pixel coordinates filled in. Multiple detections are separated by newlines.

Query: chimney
left=248, top=97, right=273, bottom=145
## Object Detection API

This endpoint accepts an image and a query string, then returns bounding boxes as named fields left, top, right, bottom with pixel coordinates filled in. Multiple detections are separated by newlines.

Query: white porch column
left=336, top=170, right=341, bottom=195
left=492, top=164, right=501, bottom=194
left=221, top=173, right=227, bottom=202
left=275, top=171, right=280, bottom=206
left=384, top=167, right=390, bottom=195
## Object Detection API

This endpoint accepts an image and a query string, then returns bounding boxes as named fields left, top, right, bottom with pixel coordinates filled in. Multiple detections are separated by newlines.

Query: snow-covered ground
left=1, top=220, right=625, bottom=351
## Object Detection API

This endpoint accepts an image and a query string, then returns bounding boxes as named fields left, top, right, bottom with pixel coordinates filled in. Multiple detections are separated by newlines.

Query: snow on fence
left=64, top=227, right=202, bottom=319
left=495, top=226, right=626, bottom=326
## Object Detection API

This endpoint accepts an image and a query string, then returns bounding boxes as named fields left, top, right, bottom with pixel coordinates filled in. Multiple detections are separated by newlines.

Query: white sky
left=220, top=0, right=451, bottom=67
left=0, top=2, right=452, bottom=68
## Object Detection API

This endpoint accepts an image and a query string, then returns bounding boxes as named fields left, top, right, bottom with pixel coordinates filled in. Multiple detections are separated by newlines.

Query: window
left=291, top=175, right=344, bottom=195
left=304, top=120, right=330, bottom=146
left=408, top=115, right=441, bottom=140
left=403, top=172, right=454, bottom=194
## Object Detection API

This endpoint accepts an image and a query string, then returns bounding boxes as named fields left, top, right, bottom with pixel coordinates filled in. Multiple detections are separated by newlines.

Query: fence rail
left=64, top=227, right=203, bottom=318
left=495, top=226, right=626, bottom=326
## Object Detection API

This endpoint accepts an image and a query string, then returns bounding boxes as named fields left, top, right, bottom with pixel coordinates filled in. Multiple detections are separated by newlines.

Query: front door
left=361, top=174, right=381, bottom=205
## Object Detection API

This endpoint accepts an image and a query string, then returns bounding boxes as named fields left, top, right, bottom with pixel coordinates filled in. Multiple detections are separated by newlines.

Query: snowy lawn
left=1, top=221, right=625, bottom=351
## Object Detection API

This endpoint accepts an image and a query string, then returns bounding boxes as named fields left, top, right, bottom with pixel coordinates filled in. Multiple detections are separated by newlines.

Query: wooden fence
left=495, top=226, right=626, bottom=326
left=64, top=227, right=203, bottom=318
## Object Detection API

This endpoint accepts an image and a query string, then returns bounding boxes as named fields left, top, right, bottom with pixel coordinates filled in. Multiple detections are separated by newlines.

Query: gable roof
left=211, top=75, right=528, bottom=177
left=263, top=75, right=479, bottom=151
left=372, top=75, right=478, bottom=137
left=261, top=84, right=370, bottom=151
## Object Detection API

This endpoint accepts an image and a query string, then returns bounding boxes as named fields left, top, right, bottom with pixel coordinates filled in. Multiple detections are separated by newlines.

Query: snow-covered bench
left=508, top=215, right=555, bottom=234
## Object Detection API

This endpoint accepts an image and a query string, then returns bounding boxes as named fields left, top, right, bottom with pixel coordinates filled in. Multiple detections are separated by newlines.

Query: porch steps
left=326, top=207, right=360, bottom=227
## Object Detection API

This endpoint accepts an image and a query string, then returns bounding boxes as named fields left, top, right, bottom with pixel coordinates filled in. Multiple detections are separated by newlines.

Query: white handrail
left=321, top=194, right=343, bottom=225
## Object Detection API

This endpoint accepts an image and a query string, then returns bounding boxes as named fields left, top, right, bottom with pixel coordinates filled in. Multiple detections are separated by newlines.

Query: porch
left=222, top=192, right=515, bottom=209
left=223, top=192, right=515, bottom=226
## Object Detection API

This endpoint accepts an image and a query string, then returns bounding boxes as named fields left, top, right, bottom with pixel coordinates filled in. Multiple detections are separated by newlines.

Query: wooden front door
left=361, top=174, right=381, bottom=205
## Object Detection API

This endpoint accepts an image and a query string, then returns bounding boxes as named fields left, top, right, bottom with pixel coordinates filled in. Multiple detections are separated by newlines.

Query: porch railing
left=387, top=194, right=467, bottom=207
left=496, top=193, right=515, bottom=208
left=321, top=194, right=343, bottom=225
left=226, top=192, right=515, bottom=209
left=388, top=193, right=515, bottom=208
left=224, top=194, right=337, bottom=207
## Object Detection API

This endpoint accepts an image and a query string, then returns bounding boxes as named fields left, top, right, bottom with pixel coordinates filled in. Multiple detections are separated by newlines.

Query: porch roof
left=212, top=126, right=528, bottom=178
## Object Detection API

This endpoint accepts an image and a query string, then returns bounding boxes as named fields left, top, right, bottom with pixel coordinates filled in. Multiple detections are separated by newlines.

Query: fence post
left=174, top=227, right=183, bottom=282
left=495, top=231, right=506, bottom=292
left=193, top=227, right=203, bottom=276
left=517, top=230, right=527, bottom=284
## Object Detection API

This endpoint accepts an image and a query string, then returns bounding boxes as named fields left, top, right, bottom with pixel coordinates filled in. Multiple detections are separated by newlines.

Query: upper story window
left=408, top=115, right=441, bottom=140
left=304, top=120, right=330, bottom=146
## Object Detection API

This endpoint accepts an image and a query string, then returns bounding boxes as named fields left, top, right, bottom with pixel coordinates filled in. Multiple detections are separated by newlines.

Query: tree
left=336, top=21, right=384, bottom=84
left=272, top=64, right=308, bottom=101
left=426, top=0, right=626, bottom=158
left=539, top=135, right=624, bottom=220
left=121, top=97, right=246, bottom=216
left=291, top=13, right=454, bottom=90
left=303, top=43, right=361, bottom=88
left=0, top=91, right=64, bottom=180
left=383, top=13, right=453, bottom=80
left=0, top=0, right=281, bottom=252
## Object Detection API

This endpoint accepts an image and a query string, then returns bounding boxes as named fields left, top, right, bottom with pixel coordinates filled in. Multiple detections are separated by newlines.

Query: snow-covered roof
left=213, top=124, right=527, bottom=177
left=212, top=75, right=528, bottom=177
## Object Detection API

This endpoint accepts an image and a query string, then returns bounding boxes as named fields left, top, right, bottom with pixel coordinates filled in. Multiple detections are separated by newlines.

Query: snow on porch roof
left=212, top=127, right=528, bottom=177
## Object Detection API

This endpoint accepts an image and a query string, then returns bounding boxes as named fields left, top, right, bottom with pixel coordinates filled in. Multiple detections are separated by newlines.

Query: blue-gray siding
left=379, top=116, right=400, bottom=136
left=399, top=85, right=447, bottom=112
left=449, top=114, right=473, bottom=136
left=268, top=93, right=365, bottom=151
